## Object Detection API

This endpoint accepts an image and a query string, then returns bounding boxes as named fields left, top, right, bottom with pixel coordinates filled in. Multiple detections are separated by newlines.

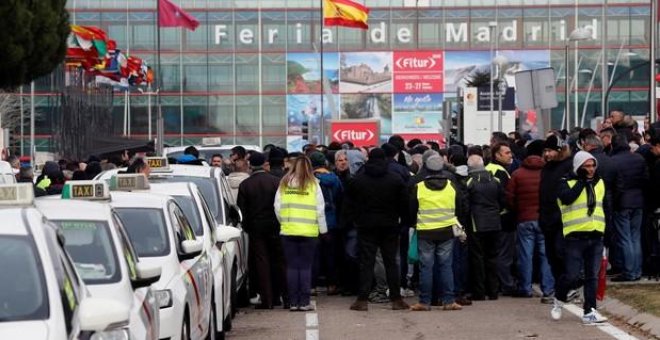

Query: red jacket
left=506, top=155, right=545, bottom=223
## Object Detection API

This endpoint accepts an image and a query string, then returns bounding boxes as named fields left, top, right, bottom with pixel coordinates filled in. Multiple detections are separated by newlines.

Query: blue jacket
left=314, top=170, right=343, bottom=230
left=611, top=143, right=648, bottom=209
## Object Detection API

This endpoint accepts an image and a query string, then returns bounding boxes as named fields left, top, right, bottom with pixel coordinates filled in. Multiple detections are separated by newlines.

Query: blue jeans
left=418, top=238, right=454, bottom=305
left=556, top=237, right=603, bottom=314
left=452, top=237, right=469, bottom=295
left=613, top=209, right=643, bottom=279
left=516, top=221, right=555, bottom=296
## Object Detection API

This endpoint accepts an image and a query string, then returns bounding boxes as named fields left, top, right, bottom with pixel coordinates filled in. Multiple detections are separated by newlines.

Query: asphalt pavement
left=230, top=295, right=633, bottom=340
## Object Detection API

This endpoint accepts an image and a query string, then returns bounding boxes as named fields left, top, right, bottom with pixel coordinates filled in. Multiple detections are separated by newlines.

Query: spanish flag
left=323, top=0, right=369, bottom=30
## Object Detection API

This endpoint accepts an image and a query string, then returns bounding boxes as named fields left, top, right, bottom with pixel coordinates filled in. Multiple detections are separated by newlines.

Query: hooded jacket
left=344, top=159, right=410, bottom=230
left=507, top=155, right=545, bottom=223
left=410, top=174, right=466, bottom=241
left=611, top=140, right=648, bottom=209
left=557, top=153, right=604, bottom=238
left=539, top=157, right=573, bottom=232
left=314, top=169, right=343, bottom=230
left=467, top=169, right=506, bottom=233
left=227, top=171, right=250, bottom=201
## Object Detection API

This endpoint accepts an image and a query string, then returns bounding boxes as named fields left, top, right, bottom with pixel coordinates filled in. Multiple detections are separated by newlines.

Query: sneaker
left=551, top=298, right=563, bottom=321
left=368, top=291, right=390, bottom=304
left=409, top=303, right=431, bottom=311
left=442, top=302, right=463, bottom=311
left=289, top=305, right=300, bottom=312
left=249, top=294, right=261, bottom=305
left=566, top=289, right=580, bottom=303
left=540, top=294, right=555, bottom=305
left=350, top=299, right=368, bottom=311
left=392, top=298, right=410, bottom=310
left=401, top=288, right=416, bottom=298
left=582, top=308, right=608, bottom=325
left=299, top=304, right=316, bottom=311
left=455, top=296, right=473, bottom=306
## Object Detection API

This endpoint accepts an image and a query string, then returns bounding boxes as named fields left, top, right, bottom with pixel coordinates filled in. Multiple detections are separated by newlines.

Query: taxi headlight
left=154, top=289, right=173, bottom=308
left=90, top=328, right=129, bottom=340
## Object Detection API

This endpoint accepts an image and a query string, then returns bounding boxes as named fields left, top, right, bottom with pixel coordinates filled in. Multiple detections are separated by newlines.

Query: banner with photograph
left=393, top=51, right=443, bottom=93
left=287, top=52, right=339, bottom=94
left=340, top=93, right=392, bottom=135
left=392, top=93, right=444, bottom=140
left=444, top=51, right=491, bottom=94
left=339, top=52, right=392, bottom=93
left=287, top=94, right=339, bottom=143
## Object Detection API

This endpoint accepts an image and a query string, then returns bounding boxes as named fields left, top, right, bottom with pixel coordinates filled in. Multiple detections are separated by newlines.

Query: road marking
left=306, top=300, right=319, bottom=340
left=563, top=303, right=638, bottom=340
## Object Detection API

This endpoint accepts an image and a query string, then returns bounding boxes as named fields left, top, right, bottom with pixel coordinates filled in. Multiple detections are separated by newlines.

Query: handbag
left=452, top=222, right=467, bottom=241
left=408, top=229, right=419, bottom=264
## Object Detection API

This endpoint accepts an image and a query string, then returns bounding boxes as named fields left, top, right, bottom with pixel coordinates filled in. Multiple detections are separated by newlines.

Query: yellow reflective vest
left=485, top=162, right=510, bottom=179
left=558, top=179, right=606, bottom=236
left=416, top=182, right=458, bottom=231
left=279, top=184, right=320, bottom=237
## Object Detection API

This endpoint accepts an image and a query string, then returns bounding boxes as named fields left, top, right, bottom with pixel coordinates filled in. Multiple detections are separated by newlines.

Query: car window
left=54, top=220, right=121, bottom=285
left=151, top=176, right=223, bottom=225
left=172, top=195, right=203, bottom=237
left=172, top=204, right=196, bottom=242
left=112, top=214, right=139, bottom=281
left=197, top=189, right=218, bottom=243
left=115, top=208, right=170, bottom=257
left=0, top=235, right=49, bottom=321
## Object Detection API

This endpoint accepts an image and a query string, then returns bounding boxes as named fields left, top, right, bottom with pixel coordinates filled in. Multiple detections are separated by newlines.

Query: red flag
left=158, top=0, right=199, bottom=31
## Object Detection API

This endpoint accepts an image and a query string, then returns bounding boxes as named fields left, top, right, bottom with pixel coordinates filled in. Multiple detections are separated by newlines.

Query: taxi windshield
left=172, top=196, right=203, bottom=236
left=115, top=208, right=170, bottom=257
left=54, top=220, right=121, bottom=285
left=0, top=236, right=49, bottom=321
left=151, top=176, right=222, bottom=222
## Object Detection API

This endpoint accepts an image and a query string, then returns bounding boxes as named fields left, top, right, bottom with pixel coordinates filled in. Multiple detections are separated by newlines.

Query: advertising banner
left=476, top=86, right=515, bottom=111
left=393, top=51, right=444, bottom=93
left=339, top=52, right=392, bottom=93
left=287, top=52, right=339, bottom=94
left=330, top=119, right=380, bottom=147
left=392, top=93, right=444, bottom=135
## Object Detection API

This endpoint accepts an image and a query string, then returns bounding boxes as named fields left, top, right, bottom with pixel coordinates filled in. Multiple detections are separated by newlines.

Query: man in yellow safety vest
left=550, top=151, right=608, bottom=325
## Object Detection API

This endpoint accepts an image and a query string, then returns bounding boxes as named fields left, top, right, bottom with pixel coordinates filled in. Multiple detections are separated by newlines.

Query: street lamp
left=564, top=27, right=591, bottom=130
left=488, top=21, right=498, bottom=133
left=493, top=54, right=508, bottom=132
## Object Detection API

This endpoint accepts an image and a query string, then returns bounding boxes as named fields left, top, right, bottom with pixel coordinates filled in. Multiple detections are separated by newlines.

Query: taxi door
left=112, top=213, right=160, bottom=340
left=169, top=203, right=213, bottom=339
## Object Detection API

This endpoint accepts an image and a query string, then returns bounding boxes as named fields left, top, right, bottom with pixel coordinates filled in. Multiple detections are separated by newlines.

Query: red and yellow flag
left=323, top=0, right=369, bottom=30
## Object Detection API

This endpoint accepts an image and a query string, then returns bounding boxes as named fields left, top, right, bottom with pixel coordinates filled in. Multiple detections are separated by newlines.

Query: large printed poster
left=287, top=53, right=339, bottom=94
left=392, top=93, right=443, bottom=136
left=393, top=51, right=443, bottom=93
left=339, top=52, right=392, bottom=93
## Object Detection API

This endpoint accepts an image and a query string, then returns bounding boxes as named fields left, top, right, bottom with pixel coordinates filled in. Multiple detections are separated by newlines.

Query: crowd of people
left=6, top=109, right=660, bottom=325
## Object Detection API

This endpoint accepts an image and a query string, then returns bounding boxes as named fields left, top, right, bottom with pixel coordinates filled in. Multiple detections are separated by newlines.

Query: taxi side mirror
left=180, top=239, right=203, bottom=260
left=79, top=298, right=130, bottom=332
left=215, top=225, right=241, bottom=244
left=131, top=263, right=161, bottom=289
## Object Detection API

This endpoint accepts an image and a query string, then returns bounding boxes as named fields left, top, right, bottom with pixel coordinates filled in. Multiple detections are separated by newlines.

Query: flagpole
left=319, top=0, right=325, bottom=145
left=651, top=0, right=657, bottom=123
left=156, top=0, right=164, bottom=155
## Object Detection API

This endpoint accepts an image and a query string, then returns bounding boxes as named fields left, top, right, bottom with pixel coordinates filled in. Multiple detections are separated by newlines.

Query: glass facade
left=25, top=0, right=654, bottom=149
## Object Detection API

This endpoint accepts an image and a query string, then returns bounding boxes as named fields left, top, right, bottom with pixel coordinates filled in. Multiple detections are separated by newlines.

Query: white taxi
left=0, top=183, right=131, bottom=340
left=106, top=178, right=215, bottom=340
left=146, top=180, right=241, bottom=334
left=97, top=158, right=249, bottom=313
left=35, top=181, right=162, bottom=340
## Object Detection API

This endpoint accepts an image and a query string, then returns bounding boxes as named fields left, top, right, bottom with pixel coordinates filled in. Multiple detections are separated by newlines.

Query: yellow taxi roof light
left=146, top=157, right=172, bottom=173
left=61, top=181, right=110, bottom=200
left=109, top=174, right=150, bottom=191
left=0, top=183, right=35, bottom=206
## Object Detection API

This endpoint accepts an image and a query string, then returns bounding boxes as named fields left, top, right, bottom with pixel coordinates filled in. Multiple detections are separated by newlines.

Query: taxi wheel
left=181, top=309, right=191, bottom=340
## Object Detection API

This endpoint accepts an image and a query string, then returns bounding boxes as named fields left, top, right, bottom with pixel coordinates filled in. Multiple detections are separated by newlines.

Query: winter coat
left=590, top=148, right=616, bottom=216
left=387, top=159, right=410, bottom=184
left=539, top=158, right=573, bottom=232
left=268, top=166, right=286, bottom=179
left=227, top=171, right=250, bottom=202
left=506, top=155, right=544, bottom=223
left=314, top=169, right=343, bottom=230
left=557, top=174, right=605, bottom=238
left=344, top=159, right=410, bottom=231
left=467, top=169, right=506, bottom=233
left=237, top=170, right=281, bottom=237
left=410, top=174, right=466, bottom=242
left=611, top=143, right=648, bottom=210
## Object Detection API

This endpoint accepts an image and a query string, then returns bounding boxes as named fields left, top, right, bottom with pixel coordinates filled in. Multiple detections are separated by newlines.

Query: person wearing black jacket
left=609, top=136, right=648, bottom=281
left=466, top=155, right=506, bottom=300
left=539, top=136, right=573, bottom=285
left=345, top=148, right=410, bottom=312
left=237, top=152, right=288, bottom=309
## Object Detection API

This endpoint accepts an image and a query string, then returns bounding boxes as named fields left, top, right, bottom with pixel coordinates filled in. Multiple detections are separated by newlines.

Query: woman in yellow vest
left=550, top=151, right=608, bottom=325
left=274, top=155, right=327, bottom=312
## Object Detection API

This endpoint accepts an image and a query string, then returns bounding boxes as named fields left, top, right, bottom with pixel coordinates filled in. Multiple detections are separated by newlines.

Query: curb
left=600, top=296, right=660, bottom=339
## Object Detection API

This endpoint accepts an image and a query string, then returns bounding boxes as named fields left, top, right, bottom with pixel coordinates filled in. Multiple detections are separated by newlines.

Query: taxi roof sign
left=201, top=137, right=222, bottom=145
left=0, top=183, right=34, bottom=206
left=109, top=174, right=150, bottom=191
left=146, top=157, right=171, bottom=173
left=61, top=181, right=110, bottom=200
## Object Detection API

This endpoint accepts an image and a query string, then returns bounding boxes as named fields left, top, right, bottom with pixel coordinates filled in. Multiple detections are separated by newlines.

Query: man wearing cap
left=237, top=152, right=288, bottom=309
left=344, top=148, right=410, bottom=311
left=409, top=155, right=466, bottom=311
left=551, top=151, right=608, bottom=325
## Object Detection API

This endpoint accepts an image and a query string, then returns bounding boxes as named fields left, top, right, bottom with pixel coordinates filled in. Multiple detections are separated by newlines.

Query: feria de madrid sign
left=213, top=18, right=600, bottom=45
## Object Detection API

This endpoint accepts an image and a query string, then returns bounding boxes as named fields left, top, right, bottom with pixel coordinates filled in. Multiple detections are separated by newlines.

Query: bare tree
left=0, top=90, right=30, bottom=131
